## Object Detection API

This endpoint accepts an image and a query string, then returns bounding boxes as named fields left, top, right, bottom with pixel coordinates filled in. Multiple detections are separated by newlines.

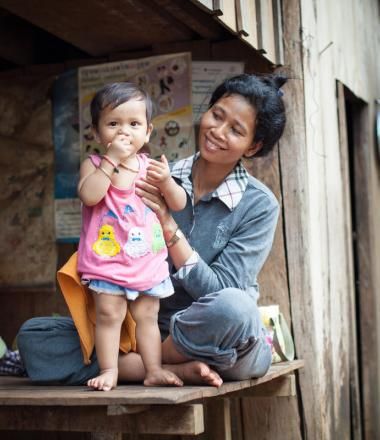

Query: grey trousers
left=18, top=288, right=271, bottom=385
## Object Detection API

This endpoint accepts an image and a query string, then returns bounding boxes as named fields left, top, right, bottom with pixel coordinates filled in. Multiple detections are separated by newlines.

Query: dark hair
left=209, top=73, right=287, bottom=157
left=90, top=82, right=153, bottom=128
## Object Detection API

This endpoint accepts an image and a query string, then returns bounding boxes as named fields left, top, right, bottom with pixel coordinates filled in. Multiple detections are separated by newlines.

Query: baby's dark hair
left=90, top=82, right=153, bottom=128
left=209, top=73, right=287, bottom=157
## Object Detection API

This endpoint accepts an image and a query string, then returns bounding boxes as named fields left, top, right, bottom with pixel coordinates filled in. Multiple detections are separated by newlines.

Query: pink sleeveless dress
left=77, top=154, right=173, bottom=299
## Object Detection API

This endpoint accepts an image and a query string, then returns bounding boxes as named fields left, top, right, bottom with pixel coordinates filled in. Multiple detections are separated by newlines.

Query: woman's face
left=198, top=94, right=261, bottom=166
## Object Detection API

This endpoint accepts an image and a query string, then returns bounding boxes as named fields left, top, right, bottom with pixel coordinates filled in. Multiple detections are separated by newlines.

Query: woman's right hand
left=135, top=177, right=175, bottom=230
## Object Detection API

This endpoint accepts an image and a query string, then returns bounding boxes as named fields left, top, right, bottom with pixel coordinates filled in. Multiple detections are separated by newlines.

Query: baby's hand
left=106, top=134, right=134, bottom=163
left=146, top=155, right=171, bottom=189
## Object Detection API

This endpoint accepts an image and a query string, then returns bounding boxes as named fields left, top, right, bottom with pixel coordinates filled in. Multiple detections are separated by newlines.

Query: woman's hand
left=135, top=177, right=173, bottom=227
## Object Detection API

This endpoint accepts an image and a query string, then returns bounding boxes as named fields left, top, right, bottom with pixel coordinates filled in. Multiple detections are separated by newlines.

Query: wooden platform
left=0, top=360, right=304, bottom=438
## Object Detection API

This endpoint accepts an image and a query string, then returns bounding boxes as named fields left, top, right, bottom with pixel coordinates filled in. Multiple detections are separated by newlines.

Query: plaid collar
left=171, top=153, right=249, bottom=211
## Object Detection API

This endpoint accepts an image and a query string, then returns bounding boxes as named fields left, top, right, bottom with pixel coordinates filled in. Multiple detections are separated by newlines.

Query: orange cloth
left=57, top=252, right=136, bottom=365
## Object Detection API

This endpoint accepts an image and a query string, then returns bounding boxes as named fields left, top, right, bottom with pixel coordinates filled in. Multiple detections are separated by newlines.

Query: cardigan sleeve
left=172, top=194, right=279, bottom=300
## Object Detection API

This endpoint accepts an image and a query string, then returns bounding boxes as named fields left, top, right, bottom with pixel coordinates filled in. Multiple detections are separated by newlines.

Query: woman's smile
left=203, top=135, right=227, bottom=152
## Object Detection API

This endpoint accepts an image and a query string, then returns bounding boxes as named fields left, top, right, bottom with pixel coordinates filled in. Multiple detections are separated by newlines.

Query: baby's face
left=94, top=98, right=153, bottom=156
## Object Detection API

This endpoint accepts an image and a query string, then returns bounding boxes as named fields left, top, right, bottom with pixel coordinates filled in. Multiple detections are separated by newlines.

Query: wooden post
left=279, top=0, right=319, bottom=438
left=206, top=399, right=232, bottom=440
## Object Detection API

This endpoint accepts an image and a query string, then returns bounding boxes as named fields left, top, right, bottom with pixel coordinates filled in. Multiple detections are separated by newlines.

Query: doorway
left=337, top=81, right=378, bottom=439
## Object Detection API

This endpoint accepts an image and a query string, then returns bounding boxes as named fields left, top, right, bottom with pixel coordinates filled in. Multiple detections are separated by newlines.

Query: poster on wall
left=78, top=52, right=194, bottom=162
left=53, top=69, right=81, bottom=242
left=52, top=58, right=245, bottom=242
left=192, top=61, right=245, bottom=123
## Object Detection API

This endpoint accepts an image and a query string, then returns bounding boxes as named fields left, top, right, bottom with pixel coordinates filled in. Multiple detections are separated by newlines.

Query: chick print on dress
left=124, top=226, right=149, bottom=258
left=93, top=224, right=121, bottom=257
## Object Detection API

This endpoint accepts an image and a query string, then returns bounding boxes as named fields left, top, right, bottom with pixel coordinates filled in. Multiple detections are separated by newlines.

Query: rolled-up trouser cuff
left=18, top=316, right=99, bottom=385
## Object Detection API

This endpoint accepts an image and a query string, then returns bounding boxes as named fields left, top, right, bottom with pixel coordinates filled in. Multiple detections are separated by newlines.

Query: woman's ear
left=244, top=141, right=263, bottom=158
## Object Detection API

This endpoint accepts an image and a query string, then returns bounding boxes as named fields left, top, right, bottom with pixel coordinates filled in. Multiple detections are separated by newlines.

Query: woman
left=18, top=73, right=287, bottom=387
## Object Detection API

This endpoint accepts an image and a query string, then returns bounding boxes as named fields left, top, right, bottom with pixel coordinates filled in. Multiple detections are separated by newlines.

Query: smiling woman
left=18, top=73, right=288, bottom=388
left=199, top=95, right=258, bottom=165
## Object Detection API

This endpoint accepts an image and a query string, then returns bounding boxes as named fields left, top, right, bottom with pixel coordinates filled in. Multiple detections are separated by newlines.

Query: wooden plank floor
left=0, top=360, right=304, bottom=406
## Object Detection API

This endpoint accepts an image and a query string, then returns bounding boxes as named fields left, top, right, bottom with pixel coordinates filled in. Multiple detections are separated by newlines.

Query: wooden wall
left=0, top=34, right=305, bottom=439
left=1, top=0, right=379, bottom=439
left=289, top=0, right=380, bottom=438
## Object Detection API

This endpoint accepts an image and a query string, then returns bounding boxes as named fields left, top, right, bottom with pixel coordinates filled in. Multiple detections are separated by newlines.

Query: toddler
left=77, top=82, right=187, bottom=390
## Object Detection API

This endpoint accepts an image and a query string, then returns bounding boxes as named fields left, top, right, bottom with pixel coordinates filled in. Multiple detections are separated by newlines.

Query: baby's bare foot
left=167, top=361, right=223, bottom=387
left=87, top=368, right=118, bottom=391
left=144, top=368, right=183, bottom=387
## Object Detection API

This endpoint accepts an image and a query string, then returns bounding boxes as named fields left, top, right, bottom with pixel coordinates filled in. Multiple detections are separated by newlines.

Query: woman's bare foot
left=144, top=368, right=183, bottom=387
left=167, top=361, right=223, bottom=387
left=87, top=368, right=118, bottom=391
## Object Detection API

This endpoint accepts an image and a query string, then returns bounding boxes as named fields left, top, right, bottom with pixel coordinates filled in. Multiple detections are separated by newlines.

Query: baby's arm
left=78, top=157, right=113, bottom=206
left=146, top=155, right=187, bottom=211
left=78, top=134, right=134, bottom=206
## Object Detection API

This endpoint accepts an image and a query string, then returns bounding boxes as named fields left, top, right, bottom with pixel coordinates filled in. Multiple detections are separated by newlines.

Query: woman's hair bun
left=272, top=74, right=288, bottom=90
left=259, top=73, right=287, bottom=91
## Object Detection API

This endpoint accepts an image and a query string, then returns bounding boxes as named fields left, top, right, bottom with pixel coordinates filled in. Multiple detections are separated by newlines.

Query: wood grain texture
left=0, top=361, right=304, bottom=406
left=246, top=148, right=291, bottom=324
left=0, top=404, right=204, bottom=435
left=279, top=0, right=319, bottom=438
left=0, top=0, right=192, bottom=55
left=206, top=399, right=231, bottom=440
left=241, top=396, right=302, bottom=440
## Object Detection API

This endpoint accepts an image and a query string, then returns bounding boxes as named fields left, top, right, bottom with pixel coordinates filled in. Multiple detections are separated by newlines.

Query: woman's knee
left=205, top=288, right=259, bottom=326
left=171, top=288, right=262, bottom=351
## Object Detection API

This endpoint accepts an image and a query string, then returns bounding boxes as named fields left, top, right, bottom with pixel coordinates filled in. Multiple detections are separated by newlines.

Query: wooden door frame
left=340, top=83, right=379, bottom=439
left=336, top=81, right=363, bottom=439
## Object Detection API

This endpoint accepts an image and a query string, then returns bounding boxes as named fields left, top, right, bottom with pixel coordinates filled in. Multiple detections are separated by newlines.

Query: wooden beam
left=272, top=0, right=284, bottom=65
left=255, top=0, right=276, bottom=62
left=213, top=0, right=224, bottom=15
left=0, top=16, right=34, bottom=65
left=231, top=374, right=296, bottom=398
left=211, top=39, right=271, bottom=73
left=0, top=361, right=304, bottom=406
left=0, top=0, right=194, bottom=56
left=152, top=0, right=225, bottom=39
left=91, top=434, right=122, bottom=440
left=0, top=404, right=205, bottom=435
left=213, top=0, right=237, bottom=32
left=235, top=0, right=259, bottom=51
left=235, top=0, right=249, bottom=36
left=189, top=0, right=215, bottom=14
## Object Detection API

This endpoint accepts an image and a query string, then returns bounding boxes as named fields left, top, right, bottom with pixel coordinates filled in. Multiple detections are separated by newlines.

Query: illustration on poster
left=164, top=120, right=180, bottom=137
